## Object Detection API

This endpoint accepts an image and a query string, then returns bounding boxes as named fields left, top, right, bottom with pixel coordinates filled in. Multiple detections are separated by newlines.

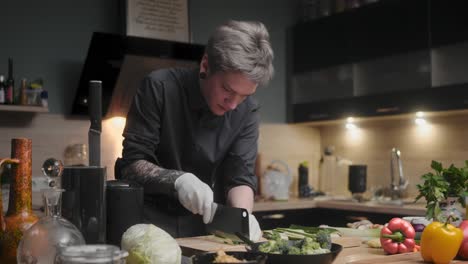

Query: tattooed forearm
left=121, top=160, right=185, bottom=196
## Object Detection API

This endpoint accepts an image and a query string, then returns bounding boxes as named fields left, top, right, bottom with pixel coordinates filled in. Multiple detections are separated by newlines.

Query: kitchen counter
left=335, top=246, right=468, bottom=263
left=253, top=198, right=427, bottom=216
left=179, top=235, right=468, bottom=263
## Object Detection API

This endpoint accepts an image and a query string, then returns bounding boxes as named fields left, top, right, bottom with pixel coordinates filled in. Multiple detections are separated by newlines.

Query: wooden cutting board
left=347, top=252, right=424, bottom=264
left=347, top=252, right=468, bottom=264
left=176, top=235, right=362, bottom=256
left=177, top=235, right=247, bottom=255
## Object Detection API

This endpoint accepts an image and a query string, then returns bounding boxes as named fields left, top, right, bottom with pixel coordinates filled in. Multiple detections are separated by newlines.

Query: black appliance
left=62, top=166, right=107, bottom=243
left=348, top=165, right=367, bottom=195
left=298, top=163, right=312, bottom=198
left=106, top=180, right=144, bottom=246
left=62, top=80, right=107, bottom=243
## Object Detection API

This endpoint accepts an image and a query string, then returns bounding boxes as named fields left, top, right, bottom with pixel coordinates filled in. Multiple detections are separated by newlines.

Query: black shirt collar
left=186, top=68, right=209, bottom=111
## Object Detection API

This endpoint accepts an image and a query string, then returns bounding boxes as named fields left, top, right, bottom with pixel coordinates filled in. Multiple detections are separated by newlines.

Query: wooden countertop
left=178, top=235, right=468, bottom=263
left=337, top=247, right=468, bottom=264
left=253, top=198, right=426, bottom=216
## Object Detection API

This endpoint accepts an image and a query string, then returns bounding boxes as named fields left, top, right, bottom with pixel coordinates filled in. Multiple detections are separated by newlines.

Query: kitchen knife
left=88, top=80, right=102, bottom=167
left=206, top=203, right=249, bottom=241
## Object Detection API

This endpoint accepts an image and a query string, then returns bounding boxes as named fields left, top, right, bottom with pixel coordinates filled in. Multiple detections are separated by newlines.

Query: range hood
left=72, top=32, right=205, bottom=118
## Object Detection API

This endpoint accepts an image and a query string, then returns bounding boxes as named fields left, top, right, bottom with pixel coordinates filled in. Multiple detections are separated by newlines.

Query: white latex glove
left=174, top=173, right=214, bottom=224
left=249, top=214, right=262, bottom=241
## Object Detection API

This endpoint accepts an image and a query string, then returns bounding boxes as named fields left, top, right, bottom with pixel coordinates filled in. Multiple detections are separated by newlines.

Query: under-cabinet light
left=345, top=116, right=358, bottom=130
left=346, top=123, right=357, bottom=130
left=415, top=117, right=427, bottom=126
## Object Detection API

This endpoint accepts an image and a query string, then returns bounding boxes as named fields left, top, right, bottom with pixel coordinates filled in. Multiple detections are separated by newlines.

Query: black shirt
left=121, top=68, right=259, bottom=209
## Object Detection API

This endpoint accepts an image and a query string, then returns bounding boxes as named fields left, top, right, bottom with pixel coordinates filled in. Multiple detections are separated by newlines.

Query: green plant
left=415, top=160, right=468, bottom=220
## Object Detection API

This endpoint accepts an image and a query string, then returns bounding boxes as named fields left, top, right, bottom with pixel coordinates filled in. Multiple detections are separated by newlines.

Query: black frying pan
left=234, top=232, right=343, bottom=264
left=247, top=242, right=343, bottom=264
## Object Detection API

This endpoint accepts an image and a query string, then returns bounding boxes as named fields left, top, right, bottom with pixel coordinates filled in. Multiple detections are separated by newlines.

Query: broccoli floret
left=261, top=230, right=332, bottom=255
left=316, top=230, right=332, bottom=250
left=258, top=240, right=278, bottom=253
left=276, top=239, right=291, bottom=254
left=300, top=237, right=321, bottom=255
left=263, top=230, right=281, bottom=241
left=287, top=246, right=302, bottom=255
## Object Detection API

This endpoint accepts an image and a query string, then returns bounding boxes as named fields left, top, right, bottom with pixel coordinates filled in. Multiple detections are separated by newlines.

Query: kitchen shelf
left=0, top=104, right=49, bottom=113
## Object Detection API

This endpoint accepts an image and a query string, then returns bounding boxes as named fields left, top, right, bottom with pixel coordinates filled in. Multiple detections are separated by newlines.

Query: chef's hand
left=174, top=173, right=213, bottom=224
left=249, top=213, right=262, bottom=241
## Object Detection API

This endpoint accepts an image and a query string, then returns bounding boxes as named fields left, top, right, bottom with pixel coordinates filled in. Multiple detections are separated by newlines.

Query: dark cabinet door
left=291, top=0, right=430, bottom=73
left=292, top=12, right=353, bottom=73
left=430, top=0, right=468, bottom=47
left=352, top=0, right=429, bottom=60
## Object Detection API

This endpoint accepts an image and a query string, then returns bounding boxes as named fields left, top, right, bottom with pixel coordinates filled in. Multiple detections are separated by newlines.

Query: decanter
left=17, top=159, right=85, bottom=263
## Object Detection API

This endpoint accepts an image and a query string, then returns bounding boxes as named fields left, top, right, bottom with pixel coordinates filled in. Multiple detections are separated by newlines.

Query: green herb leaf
left=418, top=160, right=468, bottom=220
left=431, top=160, right=443, bottom=172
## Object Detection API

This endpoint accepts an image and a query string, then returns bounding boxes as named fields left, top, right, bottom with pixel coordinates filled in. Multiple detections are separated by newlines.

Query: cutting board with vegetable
left=177, top=235, right=361, bottom=255
left=177, top=235, right=248, bottom=254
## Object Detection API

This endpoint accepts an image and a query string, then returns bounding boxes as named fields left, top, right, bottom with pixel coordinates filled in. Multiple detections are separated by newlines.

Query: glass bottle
left=0, top=138, right=39, bottom=263
left=17, top=188, right=85, bottom=264
left=41, top=158, right=64, bottom=188
left=6, top=58, right=14, bottom=105
left=0, top=75, right=5, bottom=104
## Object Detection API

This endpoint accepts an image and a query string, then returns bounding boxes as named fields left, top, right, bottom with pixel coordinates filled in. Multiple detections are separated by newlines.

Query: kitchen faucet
left=390, top=147, right=408, bottom=200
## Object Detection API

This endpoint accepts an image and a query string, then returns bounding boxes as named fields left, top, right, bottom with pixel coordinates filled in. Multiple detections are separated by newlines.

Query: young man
left=117, top=20, right=274, bottom=240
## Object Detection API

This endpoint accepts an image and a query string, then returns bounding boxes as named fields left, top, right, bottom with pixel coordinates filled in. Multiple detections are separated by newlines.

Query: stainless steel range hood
left=72, top=32, right=204, bottom=118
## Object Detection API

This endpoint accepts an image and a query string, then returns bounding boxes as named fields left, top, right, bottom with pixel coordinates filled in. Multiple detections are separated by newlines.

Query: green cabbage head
left=121, top=224, right=181, bottom=264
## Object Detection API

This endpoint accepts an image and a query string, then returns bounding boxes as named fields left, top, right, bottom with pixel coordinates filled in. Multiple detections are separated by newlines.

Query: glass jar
left=63, top=144, right=88, bottom=166
left=56, top=245, right=128, bottom=264
left=437, top=197, right=463, bottom=227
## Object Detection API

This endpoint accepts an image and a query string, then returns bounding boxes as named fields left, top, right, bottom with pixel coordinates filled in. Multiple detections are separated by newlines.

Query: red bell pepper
left=380, top=217, right=416, bottom=254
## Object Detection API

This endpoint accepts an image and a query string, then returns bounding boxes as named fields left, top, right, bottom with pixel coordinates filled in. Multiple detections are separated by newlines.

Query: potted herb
left=415, top=160, right=468, bottom=223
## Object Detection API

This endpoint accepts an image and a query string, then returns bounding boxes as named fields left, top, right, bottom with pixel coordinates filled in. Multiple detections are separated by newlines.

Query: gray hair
left=206, top=20, right=274, bottom=87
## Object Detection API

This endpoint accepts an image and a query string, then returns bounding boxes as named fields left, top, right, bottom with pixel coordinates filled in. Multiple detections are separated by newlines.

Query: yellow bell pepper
left=420, top=216, right=463, bottom=264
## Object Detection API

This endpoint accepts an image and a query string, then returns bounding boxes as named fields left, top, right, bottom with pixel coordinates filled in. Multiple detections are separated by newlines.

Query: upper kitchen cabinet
left=292, top=0, right=429, bottom=72
left=351, top=0, right=429, bottom=60
left=293, top=12, right=353, bottom=72
left=430, top=0, right=468, bottom=48
left=287, top=0, right=468, bottom=123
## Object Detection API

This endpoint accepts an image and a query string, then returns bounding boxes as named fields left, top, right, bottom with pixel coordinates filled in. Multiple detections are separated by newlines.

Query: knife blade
left=206, top=203, right=249, bottom=241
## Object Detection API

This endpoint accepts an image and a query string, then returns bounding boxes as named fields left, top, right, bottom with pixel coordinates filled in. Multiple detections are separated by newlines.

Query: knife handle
left=89, top=80, right=102, bottom=131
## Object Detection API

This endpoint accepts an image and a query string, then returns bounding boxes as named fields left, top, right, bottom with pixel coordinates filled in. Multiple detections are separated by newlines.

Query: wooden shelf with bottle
left=0, top=104, right=49, bottom=113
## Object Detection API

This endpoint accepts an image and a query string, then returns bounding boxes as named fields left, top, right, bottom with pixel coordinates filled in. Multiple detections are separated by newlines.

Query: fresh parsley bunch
left=415, top=160, right=468, bottom=220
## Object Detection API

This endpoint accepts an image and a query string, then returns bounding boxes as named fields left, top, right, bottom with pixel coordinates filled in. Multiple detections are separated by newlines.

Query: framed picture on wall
left=124, top=0, right=190, bottom=43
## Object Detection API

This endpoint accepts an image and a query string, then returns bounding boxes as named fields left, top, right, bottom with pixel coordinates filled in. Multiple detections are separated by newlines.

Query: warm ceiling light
left=416, top=111, right=425, bottom=118
left=346, top=117, right=354, bottom=123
